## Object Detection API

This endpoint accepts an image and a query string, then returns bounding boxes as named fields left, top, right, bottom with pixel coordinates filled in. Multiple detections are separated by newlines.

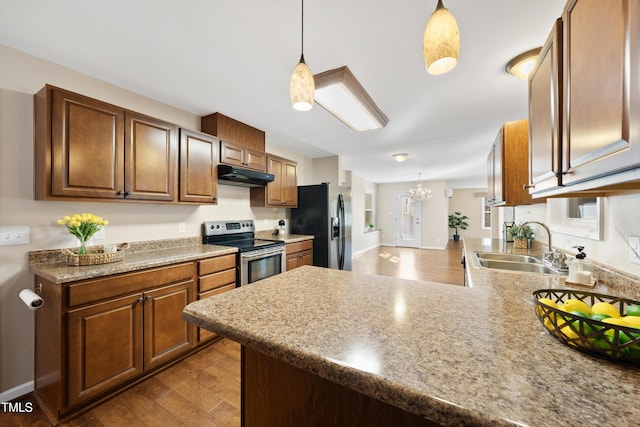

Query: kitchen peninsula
left=183, top=239, right=640, bottom=426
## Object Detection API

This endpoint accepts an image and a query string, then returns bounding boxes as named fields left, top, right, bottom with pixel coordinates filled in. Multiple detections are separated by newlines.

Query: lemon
left=623, top=315, right=640, bottom=329
left=602, top=317, right=630, bottom=327
left=563, top=299, right=592, bottom=315
left=538, top=298, right=559, bottom=309
left=591, top=302, right=621, bottom=318
left=626, top=305, right=640, bottom=317
left=560, top=324, right=579, bottom=340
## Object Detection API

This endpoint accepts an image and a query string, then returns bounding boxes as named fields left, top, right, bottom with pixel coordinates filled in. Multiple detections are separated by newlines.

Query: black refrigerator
left=290, top=183, right=352, bottom=270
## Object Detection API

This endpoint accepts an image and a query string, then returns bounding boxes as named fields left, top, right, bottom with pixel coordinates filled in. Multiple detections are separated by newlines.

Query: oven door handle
left=240, top=247, right=285, bottom=261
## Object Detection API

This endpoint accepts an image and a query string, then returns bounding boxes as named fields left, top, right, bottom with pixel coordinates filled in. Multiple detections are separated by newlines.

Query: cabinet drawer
left=199, top=254, right=236, bottom=276
left=199, top=283, right=236, bottom=300
left=68, top=263, right=195, bottom=307
left=287, top=240, right=313, bottom=254
left=199, top=269, right=236, bottom=292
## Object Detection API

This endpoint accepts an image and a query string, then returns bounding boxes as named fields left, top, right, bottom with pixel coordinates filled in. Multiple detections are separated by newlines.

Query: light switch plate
left=0, top=226, right=30, bottom=245
left=629, top=236, right=640, bottom=264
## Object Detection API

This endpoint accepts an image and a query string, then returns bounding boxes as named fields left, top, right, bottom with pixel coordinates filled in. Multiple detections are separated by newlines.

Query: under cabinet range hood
left=217, top=164, right=275, bottom=187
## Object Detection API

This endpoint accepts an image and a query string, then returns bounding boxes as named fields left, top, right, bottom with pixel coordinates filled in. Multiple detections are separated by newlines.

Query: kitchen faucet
left=517, top=221, right=567, bottom=271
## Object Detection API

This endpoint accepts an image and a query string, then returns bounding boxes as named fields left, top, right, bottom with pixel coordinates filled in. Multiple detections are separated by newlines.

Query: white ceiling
left=0, top=0, right=565, bottom=188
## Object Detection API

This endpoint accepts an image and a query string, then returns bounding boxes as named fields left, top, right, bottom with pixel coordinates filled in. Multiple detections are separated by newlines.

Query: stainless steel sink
left=471, top=251, right=566, bottom=275
left=474, top=252, right=541, bottom=264
left=477, top=259, right=562, bottom=274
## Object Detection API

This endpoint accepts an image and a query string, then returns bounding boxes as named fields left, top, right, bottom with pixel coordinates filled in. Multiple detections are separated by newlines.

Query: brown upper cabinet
left=487, top=119, right=535, bottom=206
left=528, top=19, right=563, bottom=196
left=528, top=1, right=640, bottom=196
left=34, top=85, right=178, bottom=202
left=251, top=154, right=298, bottom=207
left=179, top=128, right=219, bottom=204
left=201, top=112, right=267, bottom=172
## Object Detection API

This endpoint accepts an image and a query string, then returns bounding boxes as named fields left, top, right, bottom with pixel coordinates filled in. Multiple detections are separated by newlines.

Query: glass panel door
left=395, top=192, right=421, bottom=248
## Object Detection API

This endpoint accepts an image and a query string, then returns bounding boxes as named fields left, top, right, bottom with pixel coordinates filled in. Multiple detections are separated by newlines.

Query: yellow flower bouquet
left=57, top=213, right=108, bottom=255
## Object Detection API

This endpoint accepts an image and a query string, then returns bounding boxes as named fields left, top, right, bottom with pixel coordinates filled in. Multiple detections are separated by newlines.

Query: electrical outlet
left=178, top=222, right=186, bottom=233
left=0, top=226, right=30, bottom=245
left=629, top=236, right=640, bottom=264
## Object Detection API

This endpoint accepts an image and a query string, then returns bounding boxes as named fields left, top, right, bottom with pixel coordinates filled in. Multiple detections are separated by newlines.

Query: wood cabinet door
left=492, top=131, right=504, bottom=205
left=298, top=250, right=313, bottom=267
left=283, top=160, right=298, bottom=206
left=67, top=293, right=143, bottom=406
left=266, top=155, right=285, bottom=205
left=245, top=148, right=267, bottom=172
left=143, top=280, right=195, bottom=370
left=562, top=0, right=640, bottom=184
left=220, top=140, right=245, bottom=167
left=486, top=146, right=495, bottom=204
left=179, top=128, right=218, bottom=203
left=286, top=254, right=300, bottom=271
left=125, top=112, right=177, bottom=201
left=51, top=88, right=125, bottom=199
left=529, top=19, right=562, bottom=194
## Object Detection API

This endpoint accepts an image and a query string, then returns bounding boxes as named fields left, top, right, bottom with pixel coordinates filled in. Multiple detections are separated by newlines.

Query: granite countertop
left=183, top=238, right=640, bottom=426
left=254, top=230, right=314, bottom=244
left=29, top=237, right=238, bottom=284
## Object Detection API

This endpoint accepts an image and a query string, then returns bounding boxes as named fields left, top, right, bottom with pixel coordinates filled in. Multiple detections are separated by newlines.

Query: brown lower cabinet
left=34, top=254, right=235, bottom=424
left=286, top=240, right=313, bottom=271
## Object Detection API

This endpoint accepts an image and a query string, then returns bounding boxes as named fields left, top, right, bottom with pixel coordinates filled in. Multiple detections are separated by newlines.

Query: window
left=481, top=197, right=491, bottom=230
left=365, top=191, right=375, bottom=231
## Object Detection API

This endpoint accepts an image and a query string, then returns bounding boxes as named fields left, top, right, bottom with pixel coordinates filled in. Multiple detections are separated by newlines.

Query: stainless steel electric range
left=202, top=220, right=286, bottom=286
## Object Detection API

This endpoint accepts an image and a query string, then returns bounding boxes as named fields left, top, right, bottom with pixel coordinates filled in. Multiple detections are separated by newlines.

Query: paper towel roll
left=19, top=289, right=43, bottom=310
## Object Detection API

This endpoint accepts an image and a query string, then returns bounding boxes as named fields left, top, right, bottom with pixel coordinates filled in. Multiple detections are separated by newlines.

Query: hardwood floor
left=352, top=240, right=465, bottom=286
left=3, top=242, right=464, bottom=427
left=2, top=339, right=241, bottom=427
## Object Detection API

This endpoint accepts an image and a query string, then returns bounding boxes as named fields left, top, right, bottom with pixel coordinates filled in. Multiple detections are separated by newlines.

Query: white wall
left=0, top=45, right=313, bottom=398
left=448, top=188, right=492, bottom=239
left=350, top=173, right=380, bottom=256
left=377, top=180, right=449, bottom=250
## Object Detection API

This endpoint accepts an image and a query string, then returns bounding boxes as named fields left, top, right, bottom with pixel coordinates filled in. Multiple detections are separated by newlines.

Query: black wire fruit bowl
left=533, top=289, right=640, bottom=364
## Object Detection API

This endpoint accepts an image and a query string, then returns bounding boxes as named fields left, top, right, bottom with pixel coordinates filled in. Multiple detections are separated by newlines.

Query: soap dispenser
left=568, top=246, right=594, bottom=285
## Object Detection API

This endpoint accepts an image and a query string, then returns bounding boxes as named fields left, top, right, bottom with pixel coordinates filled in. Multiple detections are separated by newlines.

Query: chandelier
left=410, top=173, right=432, bottom=201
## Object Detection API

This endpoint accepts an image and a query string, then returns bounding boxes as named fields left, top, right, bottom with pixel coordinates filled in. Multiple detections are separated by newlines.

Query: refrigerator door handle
left=338, top=193, right=345, bottom=269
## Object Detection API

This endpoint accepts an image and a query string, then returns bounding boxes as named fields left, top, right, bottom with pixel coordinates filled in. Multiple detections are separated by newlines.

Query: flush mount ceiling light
left=313, top=66, right=389, bottom=132
left=392, top=153, right=409, bottom=162
left=290, top=0, right=314, bottom=111
left=409, top=173, right=432, bottom=201
left=423, top=0, right=460, bottom=75
left=505, top=48, right=542, bottom=80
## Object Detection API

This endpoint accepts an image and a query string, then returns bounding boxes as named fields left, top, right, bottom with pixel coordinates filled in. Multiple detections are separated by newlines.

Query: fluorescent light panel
left=314, top=66, right=388, bottom=132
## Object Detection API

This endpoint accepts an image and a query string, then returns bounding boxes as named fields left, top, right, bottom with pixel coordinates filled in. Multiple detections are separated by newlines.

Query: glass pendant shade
left=409, top=173, right=432, bottom=201
left=423, top=0, right=459, bottom=75
left=290, top=55, right=315, bottom=111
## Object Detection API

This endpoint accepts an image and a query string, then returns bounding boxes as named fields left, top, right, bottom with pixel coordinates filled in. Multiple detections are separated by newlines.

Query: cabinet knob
left=125, top=191, right=132, bottom=196
left=117, top=190, right=123, bottom=195
left=145, top=295, right=152, bottom=301
left=137, top=297, right=144, bottom=303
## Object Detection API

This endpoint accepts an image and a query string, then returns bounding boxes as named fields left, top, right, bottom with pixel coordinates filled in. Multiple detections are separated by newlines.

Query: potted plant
left=507, top=223, right=535, bottom=249
left=448, top=211, right=469, bottom=241
left=367, top=223, right=375, bottom=231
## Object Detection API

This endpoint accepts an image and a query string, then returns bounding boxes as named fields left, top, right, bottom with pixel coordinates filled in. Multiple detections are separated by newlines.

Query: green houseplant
left=448, top=212, right=469, bottom=241
left=507, top=223, right=535, bottom=249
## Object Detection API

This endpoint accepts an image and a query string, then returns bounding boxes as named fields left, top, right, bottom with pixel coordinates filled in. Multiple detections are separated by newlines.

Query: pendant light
left=290, top=0, right=314, bottom=111
left=423, top=0, right=460, bottom=75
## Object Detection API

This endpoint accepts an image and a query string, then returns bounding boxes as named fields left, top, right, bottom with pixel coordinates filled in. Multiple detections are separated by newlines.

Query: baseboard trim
left=0, top=381, right=34, bottom=402
left=352, top=244, right=381, bottom=257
